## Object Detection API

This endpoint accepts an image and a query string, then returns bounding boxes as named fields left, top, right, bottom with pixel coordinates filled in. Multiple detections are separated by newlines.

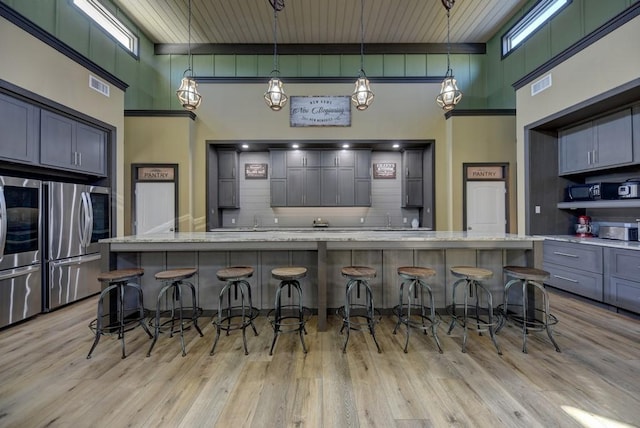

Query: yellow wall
left=515, top=15, right=640, bottom=233
left=0, top=16, right=126, bottom=234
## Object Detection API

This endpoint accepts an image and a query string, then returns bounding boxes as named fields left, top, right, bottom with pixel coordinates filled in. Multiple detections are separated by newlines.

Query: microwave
left=566, top=183, right=619, bottom=201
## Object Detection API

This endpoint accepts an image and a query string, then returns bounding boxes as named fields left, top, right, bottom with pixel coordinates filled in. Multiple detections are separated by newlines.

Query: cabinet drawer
left=607, top=248, right=640, bottom=280
left=543, top=262, right=603, bottom=301
left=543, top=241, right=603, bottom=273
left=605, top=276, right=640, bottom=313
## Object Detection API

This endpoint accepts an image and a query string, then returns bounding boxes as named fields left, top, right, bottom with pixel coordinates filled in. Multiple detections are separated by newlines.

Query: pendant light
left=176, top=0, right=202, bottom=110
left=264, top=0, right=287, bottom=111
left=435, top=0, right=462, bottom=111
left=351, top=0, right=374, bottom=111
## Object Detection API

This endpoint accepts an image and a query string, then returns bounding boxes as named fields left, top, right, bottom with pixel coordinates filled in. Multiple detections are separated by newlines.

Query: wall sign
left=466, top=165, right=504, bottom=179
left=290, top=96, right=351, bottom=127
left=373, top=162, right=396, bottom=179
left=245, top=163, right=268, bottom=179
left=137, top=167, right=175, bottom=181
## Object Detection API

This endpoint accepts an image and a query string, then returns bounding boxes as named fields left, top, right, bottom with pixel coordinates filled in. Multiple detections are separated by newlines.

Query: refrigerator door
left=47, top=253, right=101, bottom=310
left=86, top=185, right=110, bottom=255
left=47, top=182, right=86, bottom=260
left=0, top=264, right=41, bottom=328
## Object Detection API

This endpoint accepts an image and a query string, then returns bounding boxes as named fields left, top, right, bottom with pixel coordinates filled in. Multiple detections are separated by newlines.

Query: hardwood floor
left=1, top=289, right=639, bottom=427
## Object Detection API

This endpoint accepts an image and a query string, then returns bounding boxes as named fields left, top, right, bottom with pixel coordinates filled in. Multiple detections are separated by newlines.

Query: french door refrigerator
left=0, top=176, right=41, bottom=328
left=45, top=181, right=110, bottom=311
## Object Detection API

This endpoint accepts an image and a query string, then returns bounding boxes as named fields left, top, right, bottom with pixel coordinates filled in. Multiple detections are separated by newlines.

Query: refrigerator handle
left=0, top=186, right=6, bottom=259
left=87, top=192, right=95, bottom=247
left=0, top=264, right=40, bottom=281
left=80, top=192, right=91, bottom=248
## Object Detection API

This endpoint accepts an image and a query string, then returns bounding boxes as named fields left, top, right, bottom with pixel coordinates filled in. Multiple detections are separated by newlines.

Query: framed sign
left=290, top=96, right=351, bottom=127
left=373, top=162, right=396, bottom=179
left=137, top=166, right=175, bottom=181
left=245, top=163, right=268, bottom=179
left=466, top=165, right=504, bottom=179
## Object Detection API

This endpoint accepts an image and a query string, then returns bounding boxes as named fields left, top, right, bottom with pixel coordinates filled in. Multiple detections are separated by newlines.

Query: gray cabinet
left=269, top=150, right=287, bottom=207
left=287, top=167, right=321, bottom=206
left=321, top=167, right=355, bottom=206
left=218, top=149, right=239, bottom=208
left=321, top=150, right=355, bottom=167
left=558, top=108, right=633, bottom=175
left=604, top=248, right=640, bottom=313
left=270, top=150, right=287, bottom=179
left=40, top=110, right=106, bottom=176
left=402, top=149, right=423, bottom=207
left=543, top=240, right=603, bottom=301
left=287, top=150, right=320, bottom=167
left=0, top=92, right=39, bottom=164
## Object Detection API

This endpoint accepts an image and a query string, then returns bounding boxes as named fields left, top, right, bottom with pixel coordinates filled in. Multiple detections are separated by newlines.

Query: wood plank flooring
left=1, top=289, right=639, bottom=427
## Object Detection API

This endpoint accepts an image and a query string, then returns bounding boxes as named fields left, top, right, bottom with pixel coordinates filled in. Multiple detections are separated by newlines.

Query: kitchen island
left=100, top=231, right=543, bottom=331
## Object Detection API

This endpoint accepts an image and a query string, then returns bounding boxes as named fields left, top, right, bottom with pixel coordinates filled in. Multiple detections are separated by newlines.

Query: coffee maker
left=575, top=215, right=593, bottom=237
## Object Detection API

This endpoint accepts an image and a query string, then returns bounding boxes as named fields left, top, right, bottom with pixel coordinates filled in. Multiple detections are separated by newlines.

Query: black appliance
left=565, top=183, right=619, bottom=201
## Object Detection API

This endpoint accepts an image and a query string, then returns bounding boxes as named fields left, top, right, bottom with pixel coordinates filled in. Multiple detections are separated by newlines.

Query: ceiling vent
left=531, top=74, right=552, bottom=96
left=89, top=75, right=110, bottom=97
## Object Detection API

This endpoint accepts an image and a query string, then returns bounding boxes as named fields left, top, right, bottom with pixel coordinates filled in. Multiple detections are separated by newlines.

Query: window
left=73, top=0, right=138, bottom=56
left=501, top=0, right=571, bottom=57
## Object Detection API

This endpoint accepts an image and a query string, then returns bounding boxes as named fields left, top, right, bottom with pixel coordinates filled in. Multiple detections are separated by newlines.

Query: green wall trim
left=444, top=109, right=517, bottom=119
left=124, top=110, right=196, bottom=120
left=195, top=76, right=445, bottom=84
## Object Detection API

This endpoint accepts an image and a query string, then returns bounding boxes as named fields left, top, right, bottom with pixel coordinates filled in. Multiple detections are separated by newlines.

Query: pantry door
left=133, top=164, right=178, bottom=235
left=466, top=181, right=507, bottom=233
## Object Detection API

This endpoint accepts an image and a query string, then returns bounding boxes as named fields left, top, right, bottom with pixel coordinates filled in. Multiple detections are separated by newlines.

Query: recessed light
left=292, top=144, right=299, bottom=149
left=342, top=144, right=350, bottom=149
left=392, top=143, right=400, bottom=149
left=241, top=144, right=249, bottom=149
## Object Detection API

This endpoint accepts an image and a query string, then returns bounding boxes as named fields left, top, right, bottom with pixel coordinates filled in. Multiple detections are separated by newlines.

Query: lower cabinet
left=604, top=248, right=640, bottom=313
left=543, top=240, right=604, bottom=301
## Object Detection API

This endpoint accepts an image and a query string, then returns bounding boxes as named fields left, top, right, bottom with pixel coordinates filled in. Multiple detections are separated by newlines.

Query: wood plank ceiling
left=112, top=0, right=529, bottom=46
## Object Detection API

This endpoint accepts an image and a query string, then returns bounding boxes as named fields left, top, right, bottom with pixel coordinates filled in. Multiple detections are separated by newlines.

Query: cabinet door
left=304, top=167, right=321, bottom=206
left=75, top=123, right=106, bottom=175
left=543, top=263, right=603, bottom=301
left=558, top=122, right=593, bottom=174
left=270, top=150, right=287, bottom=178
left=0, top=93, right=38, bottom=164
left=606, top=276, right=640, bottom=313
left=594, top=109, right=633, bottom=168
left=337, top=167, right=355, bottom=206
left=40, top=110, right=75, bottom=169
left=354, top=179, right=371, bottom=206
left=403, top=178, right=423, bottom=207
left=354, top=150, right=371, bottom=178
left=403, top=149, right=423, bottom=178
left=218, top=179, right=237, bottom=208
left=218, top=150, right=238, bottom=179
left=287, top=168, right=304, bottom=206
left=270, top=179, right=286, bottom=207
left=321, top=168, right=338, bottom=206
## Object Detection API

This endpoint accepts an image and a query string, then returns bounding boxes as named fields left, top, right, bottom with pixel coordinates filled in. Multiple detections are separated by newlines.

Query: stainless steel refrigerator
left=44, top=181, right=110, bottom=311
left=0, top=175, right=41, bottom=328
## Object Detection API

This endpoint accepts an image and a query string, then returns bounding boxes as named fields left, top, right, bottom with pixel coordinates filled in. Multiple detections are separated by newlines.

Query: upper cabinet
left=40, top=110, right=106, bottom=176
left=0, top=93, right=39, bottom=164
left=558, top=108, right=633, bottom=175
left=218, top=149, right=239, bottom=208
left=402, top=149, right=423, bottom=207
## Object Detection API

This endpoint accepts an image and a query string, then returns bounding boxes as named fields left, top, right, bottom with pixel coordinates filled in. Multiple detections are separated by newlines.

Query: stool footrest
left=497, top=304, right=558, bottom=330
left=267, top=305, right=312, bottom=333
left=393, top=304, right=441, bottom=329
left=447, top=305, right=502, bottom=330
left=337, top=305, right=382, bottom=330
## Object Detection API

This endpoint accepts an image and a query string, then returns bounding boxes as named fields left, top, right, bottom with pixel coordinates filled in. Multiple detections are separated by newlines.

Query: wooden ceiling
left=112, top=0, right=529, bottom=46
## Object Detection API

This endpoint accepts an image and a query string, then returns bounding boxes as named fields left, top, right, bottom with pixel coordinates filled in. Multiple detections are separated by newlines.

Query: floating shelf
left=557, top=200, right=640, bottom=209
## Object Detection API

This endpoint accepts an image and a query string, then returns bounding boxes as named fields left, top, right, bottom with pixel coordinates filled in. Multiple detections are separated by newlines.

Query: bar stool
left=498, top=266, right=560, bottom=353
left=393, top=266, right=443, bottom=353
left=338, top=266, right=381, bottom=353
left=87, top=268, right=152, bottom=359
left=267, top=266, right=311, bottom=355
left=446, top=266, right=502, bottom=355
left=210, top=266, right=259, bottom=356
left=147, top=268, right=203, bottom=357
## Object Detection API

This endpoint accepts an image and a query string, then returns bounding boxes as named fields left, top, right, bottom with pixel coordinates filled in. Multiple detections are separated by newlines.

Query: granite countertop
left=539, top=235, right=640, bottom=251
left=102, top=231, right=543, bottom=243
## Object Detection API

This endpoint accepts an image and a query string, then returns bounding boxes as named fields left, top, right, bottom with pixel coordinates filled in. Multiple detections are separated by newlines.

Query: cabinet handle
left=587, top=151, right=591, bottom=165
left=232, top=167, right=235, bottom=178
left=593, top=150, right=597, bottom=164
left=553, top=251, right=578, bottom=258
left=77, top=152, right=81, bottom=166
left=406, top=168, right=409, bottom=177
left=553, top=274, right=578, bottom=283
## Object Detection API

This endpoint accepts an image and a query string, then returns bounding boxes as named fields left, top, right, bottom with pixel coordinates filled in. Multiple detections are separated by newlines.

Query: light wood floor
left=1, top=289, right=639, bottom=428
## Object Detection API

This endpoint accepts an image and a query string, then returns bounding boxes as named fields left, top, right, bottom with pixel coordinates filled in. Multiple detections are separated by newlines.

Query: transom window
left=73, top=0, right=139, bottom=56
left=502, top=0, right=572, bottom=57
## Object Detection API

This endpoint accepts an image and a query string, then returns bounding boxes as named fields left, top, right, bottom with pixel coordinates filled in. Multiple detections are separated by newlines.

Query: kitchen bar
left=100, top=230, right=543, bottom=331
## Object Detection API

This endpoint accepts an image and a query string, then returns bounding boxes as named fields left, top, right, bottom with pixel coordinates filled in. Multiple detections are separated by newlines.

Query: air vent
left=89, top=75, right=110, bottom=97
left=531, top=74, right=552, bottom=96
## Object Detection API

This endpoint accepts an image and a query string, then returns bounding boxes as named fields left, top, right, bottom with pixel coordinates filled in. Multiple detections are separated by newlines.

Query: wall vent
left=531, top=74, right=552, bottom=96
left=89, top=75, right=110, bottom=97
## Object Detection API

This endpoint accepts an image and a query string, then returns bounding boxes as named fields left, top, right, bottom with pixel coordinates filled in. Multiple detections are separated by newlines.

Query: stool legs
left=393, top=277, right=442, bottom=353
left=341, top=279, right=381, bottom=354
left=211, top=279, right=258, bottom=356
left=269, top=279, right=307, bottom=355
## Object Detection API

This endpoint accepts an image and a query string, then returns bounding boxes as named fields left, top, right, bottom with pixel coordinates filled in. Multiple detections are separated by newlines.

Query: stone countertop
left=539, top=235, right=640, bottom=251
left=102, top=231, right=543, bottom=243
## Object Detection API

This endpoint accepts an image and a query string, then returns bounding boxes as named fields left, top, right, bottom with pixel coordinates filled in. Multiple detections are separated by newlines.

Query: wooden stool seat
left=398, top=266, right=436, bottom=279
left=155, top=268, right=198, bottom=281
left=272, top=266, right=308, bottom=281
left=450, top=266, right=493, bottom=281
left=216, top=266, right=254, bottom=281
left=341, top=266, right=376, bottom=280
left=97, top=268, right=144, bottom=282
left=503, top=266, right=550, bottom=282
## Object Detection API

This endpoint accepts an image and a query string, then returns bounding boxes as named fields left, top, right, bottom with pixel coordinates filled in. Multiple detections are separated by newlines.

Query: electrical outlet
left=274, top=218, right=278, bottom=224
left=403, top=217, right=407, bottom=223
left=231, top=218, right=235, bottom=224
left=535, top=206, right=541, bottom=214
left=360, top=218, right=365, bottom=223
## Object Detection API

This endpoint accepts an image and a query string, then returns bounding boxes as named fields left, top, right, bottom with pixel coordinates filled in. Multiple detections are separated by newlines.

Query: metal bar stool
left=393, top=266, right=443, bottom=353
left=338, top=266, right=381, bottom=353
left=268, top=266, right=311, bottom=355
left=87, top=268, right=153, bottom=359
left=446, top=266, right=502, bottom=355
left=147, top=268, right=203, bottom=357
left=497, top=266, right=560, bottom=353
left=210, top=266, right=259, bottom=356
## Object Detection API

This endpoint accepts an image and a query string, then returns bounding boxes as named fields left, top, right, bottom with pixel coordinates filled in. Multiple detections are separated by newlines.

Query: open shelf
left=557, top=200, right=640, bottom=209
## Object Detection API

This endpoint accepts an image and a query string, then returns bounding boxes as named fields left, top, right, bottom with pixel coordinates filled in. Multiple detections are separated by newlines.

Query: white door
left=135, top=182, right=176, bottom=234
left=466, top=181, right=506, bottom=233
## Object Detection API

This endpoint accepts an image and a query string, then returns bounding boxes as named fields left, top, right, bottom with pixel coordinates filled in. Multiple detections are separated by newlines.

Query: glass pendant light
left=264, top=1, right=287, bottom=111
left=176, top=0, right=202, bottom=110
left=351, top=0, right=374, bottom=111
left=436, top=0, right=462, bottom=111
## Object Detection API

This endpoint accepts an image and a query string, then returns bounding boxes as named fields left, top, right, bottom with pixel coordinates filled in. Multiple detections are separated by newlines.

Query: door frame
left=462, top=162, right=510, bottom=232
left=131, top=163, right=179, bottom=233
